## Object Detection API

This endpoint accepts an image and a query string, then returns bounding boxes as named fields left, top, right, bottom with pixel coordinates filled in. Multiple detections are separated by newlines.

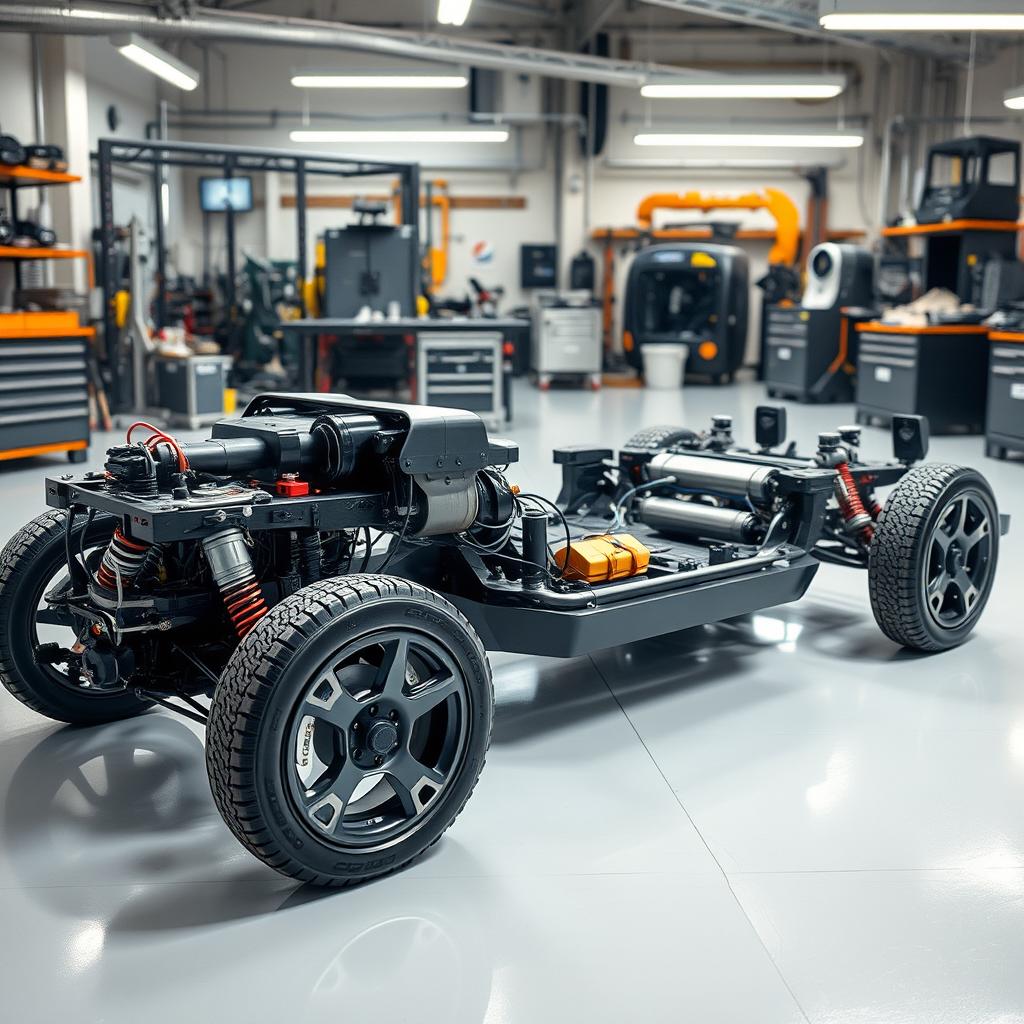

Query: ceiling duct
left=0, top=2, right=694, bottom=86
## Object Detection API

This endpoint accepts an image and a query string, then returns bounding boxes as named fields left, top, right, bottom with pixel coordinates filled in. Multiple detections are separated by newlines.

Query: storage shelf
left=0, top=166, right=80, bottom=188
left=0, top=246, right=89, bottom=260
left=881, top=219, right=1023, bottom=238
left=0, top=326, right=94, bottom=339
left=592, top=227, right=866, bottom=242
left=856, top=321, right=988, bottom=336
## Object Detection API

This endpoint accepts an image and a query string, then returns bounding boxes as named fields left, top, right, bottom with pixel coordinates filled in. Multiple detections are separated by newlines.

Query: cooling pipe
left=648, top=452, right=778, bottom=505
left=0, top=3, right=691, bottom=86
left=636, top=497, right=762, bottom=544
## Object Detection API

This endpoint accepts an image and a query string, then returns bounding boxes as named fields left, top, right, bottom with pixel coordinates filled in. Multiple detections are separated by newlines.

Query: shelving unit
left=880, top=220, right=1022, bottom=302
left=0, top=165, right=91, bottom=463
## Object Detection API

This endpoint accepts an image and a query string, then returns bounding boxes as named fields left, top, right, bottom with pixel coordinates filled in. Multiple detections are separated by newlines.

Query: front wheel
left=868, top=464, right=1000, bottom=651
left=206, top=574, right=493, bottom=887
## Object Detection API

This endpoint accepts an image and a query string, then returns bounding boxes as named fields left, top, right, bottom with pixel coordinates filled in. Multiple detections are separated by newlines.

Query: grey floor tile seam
left=588, top=653, right=813, bottom=1024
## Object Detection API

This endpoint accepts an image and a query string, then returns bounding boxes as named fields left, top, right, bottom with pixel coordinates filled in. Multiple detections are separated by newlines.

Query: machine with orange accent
left=621, top=242, right=749, bottom=382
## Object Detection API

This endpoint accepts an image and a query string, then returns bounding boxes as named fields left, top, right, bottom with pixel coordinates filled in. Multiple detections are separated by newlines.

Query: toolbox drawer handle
left=860, top=354, right=915, bottom=369
left=992, top=365, right=1024, bottom=377
left=992, top=346, right=1024, bottom=360
left=426, top=386, right=494, bottom=395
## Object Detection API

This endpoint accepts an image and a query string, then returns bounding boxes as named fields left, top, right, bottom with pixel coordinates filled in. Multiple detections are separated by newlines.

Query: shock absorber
left=96, top=528, right=156, bottom=590
left=818, top=432, right=874, bottom=544
left=202, top=528, right=268, bottom=639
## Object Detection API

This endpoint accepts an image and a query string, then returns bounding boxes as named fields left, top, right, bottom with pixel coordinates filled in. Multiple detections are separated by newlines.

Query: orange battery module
left=553, top=533, right=650, bottom=584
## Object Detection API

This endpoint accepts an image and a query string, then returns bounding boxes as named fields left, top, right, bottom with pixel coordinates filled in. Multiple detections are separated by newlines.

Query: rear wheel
left=206, top=574, right=493, bottom=887
left=0, top=510, right=150, bottom=723
left=869, top=465, right=999, bottom=651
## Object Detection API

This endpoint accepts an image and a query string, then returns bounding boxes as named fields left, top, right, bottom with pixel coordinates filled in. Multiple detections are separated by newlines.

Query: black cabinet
left=855, top=324, right=989, bottom=434
left=986, top=333, right=1024, bottom=458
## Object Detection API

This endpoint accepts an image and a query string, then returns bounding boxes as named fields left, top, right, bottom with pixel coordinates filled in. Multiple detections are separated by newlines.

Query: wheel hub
left=368, top=720, right=399, bottom=756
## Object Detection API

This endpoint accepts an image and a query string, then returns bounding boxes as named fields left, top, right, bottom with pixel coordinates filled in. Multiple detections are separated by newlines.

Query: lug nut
left=351, top=721, right=360, bottom=731
left=353, top=748, right=363, bottom=759
left=374, top=755, right=383, bottom=766
left=389, top=709, right=399, bottom=721
left=369, top=705, right=378, bottom=716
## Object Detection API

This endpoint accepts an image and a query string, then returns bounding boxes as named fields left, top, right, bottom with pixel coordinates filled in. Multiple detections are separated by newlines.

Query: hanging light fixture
left=641, top=73, right=847, bottom=100
left=633, top=131, right=864, bottom=149
left=819, top=0, right=1024, bottom=31
left=111, top=34, right=199, bottom=91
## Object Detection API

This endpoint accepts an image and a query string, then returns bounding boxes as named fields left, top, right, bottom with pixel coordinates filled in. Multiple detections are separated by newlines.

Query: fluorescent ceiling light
left=1005, top=86, right=1024, bottom=111
left=633, top=132, right=864, bottom=149
left=291, top=72, right=468, bottom=89
left=111, top=34, right=199, bottom=91
left=290, top=129, right=509, bottom=143
left=818, top=0, right=1024, bottom=30
left=821, top=13, right=1024, bottom=29
left=437, top=0, right=473, bottom=26
left=641, top=74, right=846, bottom=100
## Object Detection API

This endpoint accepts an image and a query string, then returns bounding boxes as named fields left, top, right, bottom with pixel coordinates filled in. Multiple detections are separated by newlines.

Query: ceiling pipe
left=0, top=1, right=696, bottom=86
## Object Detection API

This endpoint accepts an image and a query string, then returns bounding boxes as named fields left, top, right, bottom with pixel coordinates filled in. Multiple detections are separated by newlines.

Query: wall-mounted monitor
left=199, top=176, right=253, bottom=213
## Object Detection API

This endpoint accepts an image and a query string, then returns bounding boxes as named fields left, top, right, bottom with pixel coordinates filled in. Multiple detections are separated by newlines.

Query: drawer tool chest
left=854, top=322, right=989, bottom=435
left=986, top=331, right=1024, bottom=459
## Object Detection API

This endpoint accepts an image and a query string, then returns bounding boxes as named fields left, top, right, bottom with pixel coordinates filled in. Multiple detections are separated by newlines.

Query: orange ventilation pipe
left=634, top=188, right=800, bottom=266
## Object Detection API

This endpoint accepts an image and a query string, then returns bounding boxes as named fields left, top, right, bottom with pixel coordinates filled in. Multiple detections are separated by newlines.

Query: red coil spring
left=221, top=578, right=268, bottom=638
left=96, top=528, right=152, bottom=589
left=835, top=462, right=875, bottom=543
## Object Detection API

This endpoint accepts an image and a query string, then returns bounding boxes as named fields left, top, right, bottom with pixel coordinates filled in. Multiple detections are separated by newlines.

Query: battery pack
left=553, top=533, right=650, bottom=583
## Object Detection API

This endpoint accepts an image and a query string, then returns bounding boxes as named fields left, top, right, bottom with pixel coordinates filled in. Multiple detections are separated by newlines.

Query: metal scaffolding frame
left=95, top=137, right=420, bottom=411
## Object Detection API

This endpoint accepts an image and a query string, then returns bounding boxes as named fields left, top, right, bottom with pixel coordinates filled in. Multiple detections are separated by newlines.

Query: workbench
left=278, top=317, right=530, bottom=424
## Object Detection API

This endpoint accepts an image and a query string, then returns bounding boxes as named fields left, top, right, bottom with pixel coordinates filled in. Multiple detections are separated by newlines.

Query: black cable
left=358, top=526, right=374, bottom=573
left=377, top=476, right=415, bottom=573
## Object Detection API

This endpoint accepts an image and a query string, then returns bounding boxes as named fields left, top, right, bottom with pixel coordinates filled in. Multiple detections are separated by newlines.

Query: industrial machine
left=622, top=243, right=749, bottom=383
left=915, top=136, right=1021, bottom=225
left=0, top=396, right=1005, bottom=887
left=530, top=290, right=602, bottom=390
left=322, top=202, right=418, bottom=319
left=764, top=242, right=875, bottom=403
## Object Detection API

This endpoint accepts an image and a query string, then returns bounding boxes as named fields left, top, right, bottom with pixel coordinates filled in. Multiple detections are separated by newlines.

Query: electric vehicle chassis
left=0, top=393, right=1006, bottom=887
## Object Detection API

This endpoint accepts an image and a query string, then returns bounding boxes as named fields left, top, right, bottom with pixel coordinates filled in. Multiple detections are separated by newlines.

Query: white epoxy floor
left=0, top=376, right=1021, bottom=1024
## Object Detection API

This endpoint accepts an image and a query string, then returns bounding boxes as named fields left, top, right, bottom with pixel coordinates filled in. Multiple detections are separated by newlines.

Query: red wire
left=125, top=420, right=189, bottom=471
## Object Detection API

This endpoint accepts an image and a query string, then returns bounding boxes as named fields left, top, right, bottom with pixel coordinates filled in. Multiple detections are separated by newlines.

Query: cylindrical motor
left=648, top=452, right=777, bottom=505
left=202, top=528, right=268, bottom=638
left=637, top=496, right=762, bottom=544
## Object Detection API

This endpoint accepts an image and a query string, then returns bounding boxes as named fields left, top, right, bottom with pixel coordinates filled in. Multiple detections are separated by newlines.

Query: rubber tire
left=868, top=464, right=1000, bottom=652
left=206, top=574, right=493, bottom=888
left=0, top=509, right=151, bottom=724
left=624, top=424, right=699, bottom=451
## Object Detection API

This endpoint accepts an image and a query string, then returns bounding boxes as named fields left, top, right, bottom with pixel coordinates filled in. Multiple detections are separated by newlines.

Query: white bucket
left=641, top=343, right=689, bottom=390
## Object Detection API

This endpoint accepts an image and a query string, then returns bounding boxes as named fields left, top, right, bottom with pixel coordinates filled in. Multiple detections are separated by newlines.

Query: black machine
left=1, top=395, right=1005, bottom=887
left=764, top=242, right=876, bottom=403
left=520, top=243, right=558, bottom=289
left=622, top=243, right=749, bottom=383
left=915, top=136, right=1021, bottom=225
left=322, top=202, right=418, bottom=319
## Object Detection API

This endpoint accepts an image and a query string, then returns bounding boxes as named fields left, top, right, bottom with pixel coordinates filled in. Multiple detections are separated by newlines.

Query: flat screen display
left=199, top=176, right=253, bottom=213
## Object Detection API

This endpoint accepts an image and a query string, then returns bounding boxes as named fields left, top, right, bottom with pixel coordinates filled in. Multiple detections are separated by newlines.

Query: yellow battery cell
left=553, top=533, right=650, bottom=584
